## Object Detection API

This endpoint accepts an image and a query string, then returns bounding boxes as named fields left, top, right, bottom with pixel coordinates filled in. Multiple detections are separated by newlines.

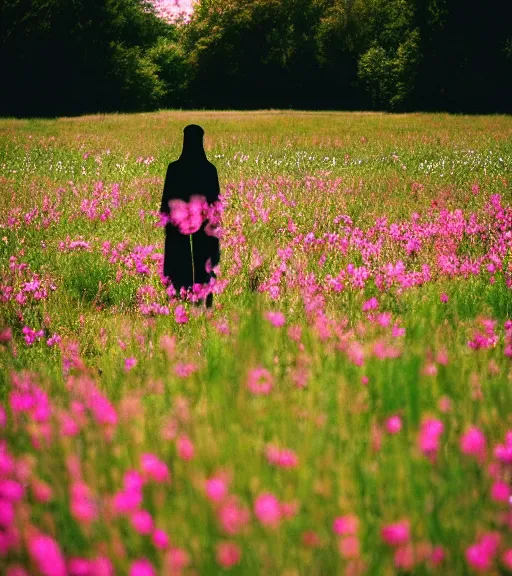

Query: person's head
left=184, top=124, right=204, bottom=139
left=181, top=124, right=206, bottom=160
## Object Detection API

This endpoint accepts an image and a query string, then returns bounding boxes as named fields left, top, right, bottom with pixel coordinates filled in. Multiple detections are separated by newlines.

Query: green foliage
left=357, top=45, right=393, bottom=107
left=0, top=0, right=509, bottom=114
left=108, top=43, right=167, bottom=111
left=181, top=0, right=325, bottom=107
left=147, top=37, right=189, bottom=107
left=358, top=29, right=421, bottom=109
left=61, top=252, right=115, bottom=305
left=0, top=0, right=186, bottom=115
left=59, top=251, right=137, bottom=309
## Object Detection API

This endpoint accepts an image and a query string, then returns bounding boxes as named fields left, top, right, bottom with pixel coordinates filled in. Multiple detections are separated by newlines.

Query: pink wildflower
left=0, top=499, right=14, bottom=527
left=159, top=334, right=176, bottom=358
left=418, top=418, right=444, bottom=458
left=174, top=305, right=188, bottom=324
left=466, top=545, right=492, bottom=572
left=460, top=426, right=486, bottom=461
left=131, top=510, right=154, bottom=535
left=166, top=547, right=190, bottom=572
left=168, top=195, right=207, bottom=235
left=288, top=325, right=302, bottom=341
left=254, top=493, right=282, bottom=528
left=302, top=531, right=322, bottom=548
left=125, top=357, right=137, bottom=371
left=6, top=566, right=28, bottom=576
left=281, top=500, right=299, bottom=519
left=113, top=490, right=142, bottom=514
left=491, top=480, right=509, bottom=502
left=381, top=520, right=410, bottom=546
left=265, top=445, right=298, bottom=468
left=70, top=481, right=98, bottom=523
left=176, top=434, right=195, bottom=461
left=68, top=558, right=90, bottom=576
left=440, top=293, right=449, bottom=303
left=152, top=528, right=169, bottom=549
left=32, top=480, right=53, bottom=503
left=0, top=328, right=12, bottom=343
left=174, top=363, right=198, bottom=378
left=205, top=477, right=228, bottom=503
left=28, top=533, right=67, bottom=576
left=217, top=497, right=250, bottom=535
left=430, top=546, right=445, bottom=567
left=46, top=334, right=61, bottom=347
left=0, top=479, right=24, bottom=502
left=265, top=311, right=286, bottom=327
left=333, top=515, right=359, bottom=536
left=88, top=392, right=118, bottom=428
left=337, top=535, right=359, bottom=559
left=216, top=542, right=242, bottom=568
left=141, top=453, right=170, bottom=483
left=436, top=349, right=449, bottom=365
left=129, top=559, right=155, bottom=576
left=124, top=470, right=144, bottom=492
left=277, top=449, right=298, bottom=468
left=377, top=312, right=392, bottom=327
left=385, top=415, right=402, bottom=434
left=493, top=434, right=512, bottom=463
left=60, top=413, right=80, bottom=436
left=362, top=297, right=378, bottom=312
left=502, top=549, right=512, bottom=570
left=480, top=532, right=501, bottom=555
left=466, top=532, right=501, bottom=572
left=422, top=362, right=438, bottom=376
left=394, top=545, right=415, bottom=571
left=0, top=444, right=14, bottom=476
left=438, top=396, right=452, bottom=413
left=247, top=367, right=273, bottom=395
left=391, top=324, right=406, bottom=337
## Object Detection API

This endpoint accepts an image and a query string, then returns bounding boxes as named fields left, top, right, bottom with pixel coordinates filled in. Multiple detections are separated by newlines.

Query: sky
left=152, top=0, right=196, bottom=21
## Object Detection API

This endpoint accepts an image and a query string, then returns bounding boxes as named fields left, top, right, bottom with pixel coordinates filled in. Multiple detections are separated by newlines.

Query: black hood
left=179, top=124, right=207, bottom=162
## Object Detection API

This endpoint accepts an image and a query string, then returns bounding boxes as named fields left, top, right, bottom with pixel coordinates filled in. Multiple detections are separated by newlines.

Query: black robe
left=160, top=153, right=220, bottom=293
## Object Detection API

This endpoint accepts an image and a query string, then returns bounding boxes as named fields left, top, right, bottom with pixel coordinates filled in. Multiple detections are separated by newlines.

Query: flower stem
left=189, top=234, right=195, bottom=286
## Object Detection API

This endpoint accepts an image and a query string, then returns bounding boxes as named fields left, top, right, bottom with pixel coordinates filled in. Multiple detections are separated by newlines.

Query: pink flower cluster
left=254, top=492, right=298, bottom=528
left=163, top=196, right=222, bottom=237
left=418, top=418, right=444, bottom=460
left=1, top=257, right=55, bottom=308
left=79, top=182, right=122, bottom=222
left=21, top=326, right=44, bottom=345
left=466, top=532, right=502, bottom=572
left=333, top=514, right=361, bottom=560
left=468, top=317, right=499, bottom=350
left=247, top=367, right=273, bottom=395
left=265, top=445, right=298, bottom=468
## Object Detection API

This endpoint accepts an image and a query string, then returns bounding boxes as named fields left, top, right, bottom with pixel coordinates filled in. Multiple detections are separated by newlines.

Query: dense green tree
left=0, top=0, right=185, bottom=115
left=347, top=0, right=420, bottom=109
left=357, top=28, right=421, bottom=109
left=314, top=0, right=365, bottom=108
left=0, top=0, right=509, bottom=115
left=181, top=0, right=325, bottom=108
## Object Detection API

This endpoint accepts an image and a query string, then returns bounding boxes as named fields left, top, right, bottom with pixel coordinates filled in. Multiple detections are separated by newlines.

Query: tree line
left=1, top=0, right=510, bottom=116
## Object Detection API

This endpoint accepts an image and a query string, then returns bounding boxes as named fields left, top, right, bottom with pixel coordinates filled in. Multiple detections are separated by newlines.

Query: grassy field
left=0, top=111, right=511, bottom=575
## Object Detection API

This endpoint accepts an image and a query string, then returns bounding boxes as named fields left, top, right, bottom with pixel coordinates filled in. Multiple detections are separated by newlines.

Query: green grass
left=0, top=111, right=511, bottom=575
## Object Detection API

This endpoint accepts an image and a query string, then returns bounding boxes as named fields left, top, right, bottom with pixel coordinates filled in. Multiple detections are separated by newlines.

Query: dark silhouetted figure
left=160, top=124, right=220, bottom=308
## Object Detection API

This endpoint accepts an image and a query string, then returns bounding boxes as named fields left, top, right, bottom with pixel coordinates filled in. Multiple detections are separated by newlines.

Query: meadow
left=0, top=111, right=511, bottom=575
